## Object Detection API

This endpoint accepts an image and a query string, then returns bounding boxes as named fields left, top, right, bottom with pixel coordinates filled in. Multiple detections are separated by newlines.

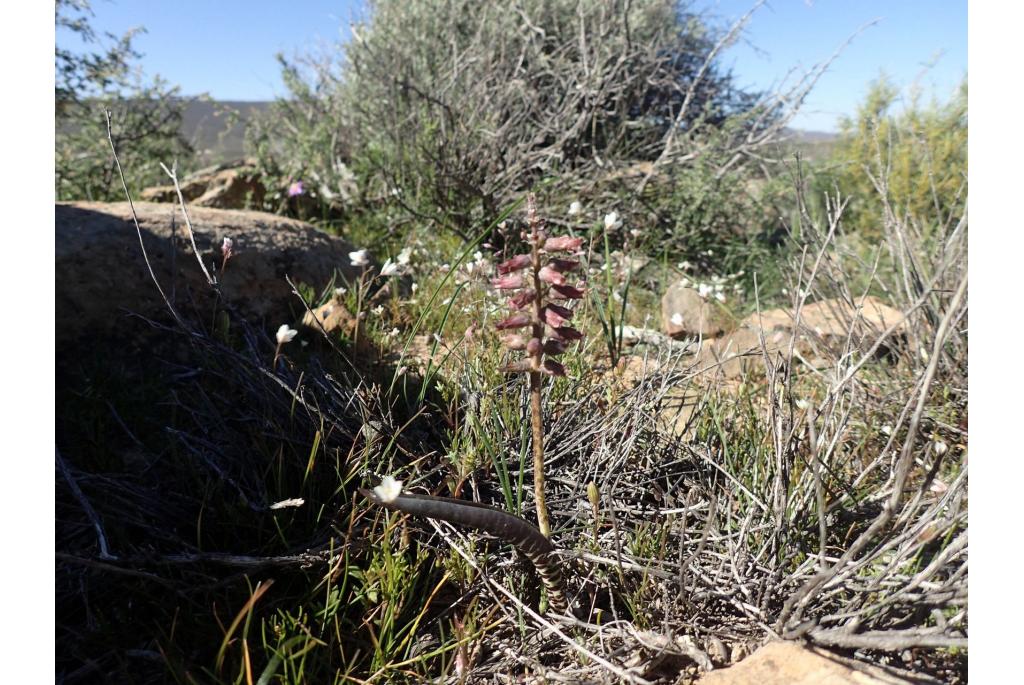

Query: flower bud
left=501, top=334, right=528, bottom=350
left=507, top=290, right=536, bottom=310
left=541, top=306, right=568, bottom=328
left=495, top=313, right=531, bottom=330
left=538, top=266, right=566, bottom=285
left=545, top=303, right=574, bottom=321
left=542, top=359, right=566, bottom=376
left=526, top=337, right=543, bottom=355
left=543, top=236, right=584, bottom=252
left=542, top=339, right=567, bottom=355
left=491, top=274, right=524, bottom=289
left=547, top=325, right=584, bottom=341
left=548, top=258, right=580, bottom=273
left=497, top=254, right=532, bottom=275
left=550, top=284, right=585, bottom=299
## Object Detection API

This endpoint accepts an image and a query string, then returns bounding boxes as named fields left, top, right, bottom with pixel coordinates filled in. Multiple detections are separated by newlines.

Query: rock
left=699, top=296, right=906, bottom=379
left=661, top=283, right=731, bottom=338
left=699, top=641, right=915, bottom=685
left=140, top=159, right=265, bottom=209
left=56, top=201, right=367, bottom=348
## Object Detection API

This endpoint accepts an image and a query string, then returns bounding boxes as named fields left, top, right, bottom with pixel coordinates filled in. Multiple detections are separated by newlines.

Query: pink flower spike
left=543, top=236, right=584, bottom=252
left=548, top=258, right=580, bottom=273
left=526, top=338, right=543, bottom=355
left=543, top=339, right=567, bottom=355
left=507, top=290, right=536, bottom=310
left=491, top=274, right=524, bottom=290
left=551, top=284, right=585, bottom=299
left=542, top=359, right=567, bottom=377
left=548, top=325, right=584, bottom=341
left=497, top=254, right=532, bottom=275
left=541, top=306, right=568, bottom=328
left=538, top=266, right=566, bottom=285
left=501, top=334, right=528, bottom=350
left=545, top=303, right=574, bottom=321
left=495, top=313, right=531, bottom=330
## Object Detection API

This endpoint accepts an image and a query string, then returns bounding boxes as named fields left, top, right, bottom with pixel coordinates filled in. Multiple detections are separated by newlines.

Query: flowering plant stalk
left=493, top=194, right=585, bottom=538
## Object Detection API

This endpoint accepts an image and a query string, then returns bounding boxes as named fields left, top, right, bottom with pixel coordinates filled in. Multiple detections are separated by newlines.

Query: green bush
left=55, top=0, right=195, bottom=201
left=817, top=76, right=967, bottom=237
left=250, top=0, right=778, bottom=235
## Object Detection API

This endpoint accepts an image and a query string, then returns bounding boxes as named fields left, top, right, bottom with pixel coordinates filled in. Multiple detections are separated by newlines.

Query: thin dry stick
left=160, top=161, right=217, bottom=287
left=104, top=111, right=191, bottom=334
left=56, top=447, right=114, bottom=561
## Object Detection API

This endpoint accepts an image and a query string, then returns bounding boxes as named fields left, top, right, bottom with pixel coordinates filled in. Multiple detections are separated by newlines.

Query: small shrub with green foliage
left=55, top=0, right=196, bottom=201
left=816, top=76, right=967, bottom=237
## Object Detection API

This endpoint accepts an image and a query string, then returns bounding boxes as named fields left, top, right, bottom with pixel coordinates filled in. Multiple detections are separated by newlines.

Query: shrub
left=55, top=0, right=195, bottom=201
left=251, top=0, right=795, bottom=236
left=816, top=76, right=967, bottom=238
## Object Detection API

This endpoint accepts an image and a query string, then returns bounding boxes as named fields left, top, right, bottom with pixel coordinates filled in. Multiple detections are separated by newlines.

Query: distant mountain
left=181, top=101, right=840, bottom=166
left=182, top=100, right=272, bottom=165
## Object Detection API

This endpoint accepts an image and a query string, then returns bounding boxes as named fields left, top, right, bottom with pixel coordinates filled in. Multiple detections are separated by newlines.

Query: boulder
left=56, top=201, right=367, bottom=348
left=699, top=296, right=906, bottom=379
left=699, top=641, right=915, bottom=685
left=140, top=159, right=265, bottom=209
left=661, top=282, right=731, bottom=338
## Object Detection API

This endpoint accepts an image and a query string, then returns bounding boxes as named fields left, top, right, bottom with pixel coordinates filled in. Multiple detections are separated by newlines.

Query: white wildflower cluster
left=463, top=250, right=491, bottom=277
left=677, top=271, right=746, bottom=303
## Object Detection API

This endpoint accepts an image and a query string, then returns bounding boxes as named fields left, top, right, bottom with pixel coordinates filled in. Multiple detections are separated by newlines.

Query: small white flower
left=411, top=283, right=418, bottom=293
left=678, top=261, right=692, bottom=271
left=372, top=305, right=384, bottom=316
left=276, top=324, right=298, bottom=344
left=373, top=475, right=403, bottom=503
left=715, top=292, right=726, bottom=303
left=698, top=283, right=713, bottom=299
left=881, top=425, right=893, bottom=437
left=568, top=201, right=582, bottom=216
left=604, top=211, right=622, bottom=231
left=388, top=327, right=400, bottom=338
left=397, top=247, right=413, bottom=266
left=933, top=439, right=948, bottom=455
left=379, top=259, right=399, bottom=277
left=670, top=312, right=684, bottom=327
left=473, top=251, right=483, bottom=262
left=335, top=286, right=347, bottom=296
left=269, top=498, right=305, bottom=510
left=612, top=290, right=622, bottom=302
left=349, top=249, right=370, bottom=267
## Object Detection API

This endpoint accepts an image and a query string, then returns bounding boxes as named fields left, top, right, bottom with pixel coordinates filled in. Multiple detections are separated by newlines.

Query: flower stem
left=527, top=194, right=551, bottom=539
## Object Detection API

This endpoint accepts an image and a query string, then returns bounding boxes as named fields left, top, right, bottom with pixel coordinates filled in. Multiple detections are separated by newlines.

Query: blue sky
left=58, top=0, right=966, bottom=132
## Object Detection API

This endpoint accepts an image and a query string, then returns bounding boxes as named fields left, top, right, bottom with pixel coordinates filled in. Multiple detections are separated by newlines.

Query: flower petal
left=550, top=284, right=585, bottom=299
left=491, top=274, right=524, bottom=289
left=542, top=359, right=566, bottom=376
left=495, top=313, right=531, bottom=330
left=542, top=236, right=583, bottom=252
left=547, top=325, right=584, bottom=341
left=507, top=289, right=536, bottom=310
left=537, top=266, right=565, bottom=285
left=497, top=254, right=532, bottom=275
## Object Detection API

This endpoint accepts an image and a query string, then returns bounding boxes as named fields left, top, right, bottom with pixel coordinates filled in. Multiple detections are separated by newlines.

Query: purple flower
left=287, top=180, right=305, bottom=197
